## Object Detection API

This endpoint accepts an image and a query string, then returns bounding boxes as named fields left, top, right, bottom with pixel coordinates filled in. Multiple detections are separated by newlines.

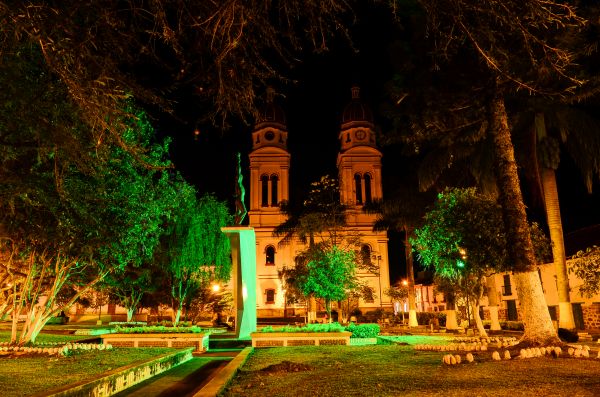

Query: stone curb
left=31, top=348, right=194, bottom=397
left=193, top=347, right=254, bottom=397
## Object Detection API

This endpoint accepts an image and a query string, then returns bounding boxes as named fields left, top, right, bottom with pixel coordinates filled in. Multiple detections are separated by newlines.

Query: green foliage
left=413, top=187, right=551, bottom=278
left=158, top=192, right=232, bottom=325
left=260, top=323, right=346, bottom=333
left=416, top=312, right=447, bottom=327
left=299, top=245, right=358, bottom=303
left=385, top=285, right=409, bottom=302
left=113, top=325, right=206, bottom=334
left=569, top=246, right=600, bottom=297
left=345, top=323, right=380, bottom=338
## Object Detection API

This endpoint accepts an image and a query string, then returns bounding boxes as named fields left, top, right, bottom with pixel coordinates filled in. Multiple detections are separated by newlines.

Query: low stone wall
left=101, top=333, right=209, bottom=352
left=251, top=332, right=351, bottom=348
left=583, top=303, right=600, bottom=330
left=33, top=348, right=193, bottom=397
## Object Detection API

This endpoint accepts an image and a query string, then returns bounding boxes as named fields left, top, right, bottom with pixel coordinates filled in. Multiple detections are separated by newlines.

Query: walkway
left=113, top=350, right=238, bottom=397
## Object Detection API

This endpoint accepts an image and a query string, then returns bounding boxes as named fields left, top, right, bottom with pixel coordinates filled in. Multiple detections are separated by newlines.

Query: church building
left=247, top=87, right=391, bottom=318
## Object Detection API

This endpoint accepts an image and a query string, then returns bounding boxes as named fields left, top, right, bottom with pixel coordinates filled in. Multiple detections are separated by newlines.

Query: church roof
left=255, top=87, right=286, bottom=130
left=341, top=86, right=374, bottom=129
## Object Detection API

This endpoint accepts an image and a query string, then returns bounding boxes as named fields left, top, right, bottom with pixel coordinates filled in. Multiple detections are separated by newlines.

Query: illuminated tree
left=276, top=175, right=372, bottom=322
left=0, top=46, right=177, bottom=343
left=296, top=245, right=359, bottom=321
left=569, top=246, right=600, bottom=298
left=413, top=188, right=551, bottom=336
left=159, top=192, right=232, bottom=326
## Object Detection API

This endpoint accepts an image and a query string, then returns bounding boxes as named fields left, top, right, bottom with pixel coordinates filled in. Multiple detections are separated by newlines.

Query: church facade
left=247, top=87, right=391, bottom=318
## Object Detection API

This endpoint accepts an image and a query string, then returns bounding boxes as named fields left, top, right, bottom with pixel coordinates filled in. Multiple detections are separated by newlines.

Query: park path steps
left=112, top=351, right=237, bottom=397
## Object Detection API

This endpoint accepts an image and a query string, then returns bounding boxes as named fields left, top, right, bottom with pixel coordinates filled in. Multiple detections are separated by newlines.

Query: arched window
left=270, top=174, right=279, bottom=206
left=261, top=175, right=269, bottom=207
left=360, top=245, right=372, bottom=266
left=265, top=289, right=276, bottom=304
left=265, top=245, right=276, bottom=265
left=364, top=174, right=372, bottom=204
left=354, top=173, right=363, bottom=204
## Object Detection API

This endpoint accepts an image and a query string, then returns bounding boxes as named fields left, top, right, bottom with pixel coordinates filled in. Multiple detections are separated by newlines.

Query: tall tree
left=159, top=192, right=232, bottom=326
left=385, top=0, right=587, bottom=344
left=364, top=184, right=436, bottom=327
left=413, top=188, right=551, bottom=337
left=1, top=0, right=354, bottom=143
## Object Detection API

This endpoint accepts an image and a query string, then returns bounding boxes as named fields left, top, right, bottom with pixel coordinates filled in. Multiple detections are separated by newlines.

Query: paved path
left=113, top=352, right=238, bottom=397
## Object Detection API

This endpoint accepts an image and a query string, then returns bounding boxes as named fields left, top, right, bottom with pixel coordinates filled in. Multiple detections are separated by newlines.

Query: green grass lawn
left=0, top=331, right=87, bottom=344
left=223, top=345, right=600, bottom=397
left=0, top=347, right=176, bottom=396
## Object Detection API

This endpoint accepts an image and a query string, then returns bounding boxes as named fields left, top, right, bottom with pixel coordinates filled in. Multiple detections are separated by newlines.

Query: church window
left=364, top=174, right=372, bottom=204
left=360, top=245, right=372, bottom=266
left=270, top=174, right=279, bottom=206
left=345, top=133, right=351, bottom=143
left=354, top=173, right=363, bottom=204
left=265, top=245, right=276, bottom=265
left=261, top=175, right=269, bottom=207
left=265, top=289, right=275, bottom=304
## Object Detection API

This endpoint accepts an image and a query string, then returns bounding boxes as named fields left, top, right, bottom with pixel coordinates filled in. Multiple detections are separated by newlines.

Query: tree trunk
left=541, top=167, right=575, bottom=330
left=535, top=112, right=575, bottom=330
left=486, top=276, right=502, bottom=331
left=308, top=296, right=317, bottom=323
left=472, top=302, right=488, bottom=337
left=444, top=296, right=459, bottom=330
left=127, top=307, right=135, bottom=322
left=405, top=228, right=419, bottom=327
left=489, top=93, right=558, bottom=344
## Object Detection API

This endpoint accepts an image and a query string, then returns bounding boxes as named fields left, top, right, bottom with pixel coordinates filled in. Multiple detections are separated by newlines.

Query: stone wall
left=583, top=303, right=600, bottom=331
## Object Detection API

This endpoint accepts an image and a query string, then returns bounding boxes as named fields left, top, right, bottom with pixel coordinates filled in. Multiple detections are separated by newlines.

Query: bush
left=558, top=328, right=579, bottom=343
left=114, top=325, right=205, bottom=334
left=260, top=322, right=346, bottom=333
left=416, top=312, right=446, bottom=327
left=499, top=321, right=524, bottom=331
left=346, top=323, right=380, bottom=338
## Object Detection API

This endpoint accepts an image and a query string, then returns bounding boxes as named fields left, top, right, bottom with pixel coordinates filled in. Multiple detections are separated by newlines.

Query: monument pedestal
left=221, top=227, right=257, bottom=339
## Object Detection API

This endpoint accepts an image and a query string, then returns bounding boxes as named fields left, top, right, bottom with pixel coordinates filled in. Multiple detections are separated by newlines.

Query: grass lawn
left=0, top=347, right=178, bottom=396
left=0, top=331, right=87, bottom=344
left=223, top=345, right=600, bottom=397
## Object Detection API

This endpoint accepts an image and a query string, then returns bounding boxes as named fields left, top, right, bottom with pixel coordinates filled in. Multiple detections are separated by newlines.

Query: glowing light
left=456, top=259, right=465, bottom=268
left=212, top=284, right=220, bottom=292
left=242, top=285, right=248, bottom=300
left=402, top=279, right=408, bottom=286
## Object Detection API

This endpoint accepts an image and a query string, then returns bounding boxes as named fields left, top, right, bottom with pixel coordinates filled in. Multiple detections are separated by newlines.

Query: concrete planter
left=101, top=333, right=209, bottom=352
left=33, top=348, right=193, bottom=397
left=251, top=331, right=352, bottom=348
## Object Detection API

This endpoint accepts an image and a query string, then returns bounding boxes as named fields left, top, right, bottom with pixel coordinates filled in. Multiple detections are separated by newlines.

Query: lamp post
left=372, top=254, right=383, bottom=311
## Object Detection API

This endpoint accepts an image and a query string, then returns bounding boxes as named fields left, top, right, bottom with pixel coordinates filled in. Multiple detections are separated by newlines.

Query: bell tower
left=337, top=86, right=383, bottom=224
left=248, top=88, right=290, bottom=227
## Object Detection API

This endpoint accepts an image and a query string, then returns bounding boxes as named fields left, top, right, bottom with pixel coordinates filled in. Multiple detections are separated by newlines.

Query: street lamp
left=372, top=254, right=383, bottom=311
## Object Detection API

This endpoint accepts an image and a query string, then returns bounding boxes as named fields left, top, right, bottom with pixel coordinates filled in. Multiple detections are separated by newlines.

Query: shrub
left=499, top=321, right=524, bottom=331
left=260, top=322, right=346, bottom=333
left=114, top=325, right=205, bottom=334
left=346, top=323, right=380, bottom=338
left=416, top=312, right=446, bottom=327
left=558, top=328, right=579, bottom=343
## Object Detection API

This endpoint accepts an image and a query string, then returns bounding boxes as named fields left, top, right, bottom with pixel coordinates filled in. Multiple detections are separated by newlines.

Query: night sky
left=158, top=5, right=599, bottom=282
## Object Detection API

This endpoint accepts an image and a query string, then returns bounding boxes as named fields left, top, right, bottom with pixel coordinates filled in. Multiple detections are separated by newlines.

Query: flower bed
left=251, top=331, right=352, bottom=347
left=101, top=332, right=209, bottom=352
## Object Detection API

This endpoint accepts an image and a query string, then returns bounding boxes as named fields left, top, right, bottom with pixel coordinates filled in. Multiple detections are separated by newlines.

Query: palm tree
left=513, top=106, right=600, bottom=330
left=364, top=185, right=436, bottom=328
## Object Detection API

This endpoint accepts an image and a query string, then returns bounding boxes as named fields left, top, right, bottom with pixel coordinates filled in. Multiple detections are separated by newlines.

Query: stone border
left=193, top=347, right=254, bottom=397
left=251, top=331, right=352, bottom=347
left=32, top=348, right=194, bottom=397
left=101, top=333, right=209, bottom=352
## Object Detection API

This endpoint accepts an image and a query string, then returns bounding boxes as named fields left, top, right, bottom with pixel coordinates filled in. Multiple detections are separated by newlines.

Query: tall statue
left=234, top=152, right=247, bottom=225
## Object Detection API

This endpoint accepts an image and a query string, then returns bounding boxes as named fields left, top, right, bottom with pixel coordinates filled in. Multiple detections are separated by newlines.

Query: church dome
left=255, top=87, right=286, bottom=129
left=341, top=86, right=374, bottom=129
